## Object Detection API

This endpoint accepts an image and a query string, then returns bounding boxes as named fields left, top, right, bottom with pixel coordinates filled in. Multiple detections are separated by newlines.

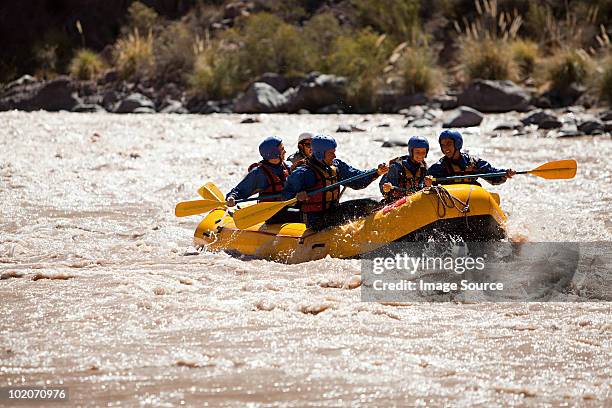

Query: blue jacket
left=427, top=153, right=507, bottom=185
left=227, top=161, right=290, bottom=201
left=379, top=156, right=427, bottom=197
left=282, top=158, right=378, bottom=201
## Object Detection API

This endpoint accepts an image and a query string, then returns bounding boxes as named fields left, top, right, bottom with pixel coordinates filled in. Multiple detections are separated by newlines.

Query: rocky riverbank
left=2, top=74, right=611, bottom=139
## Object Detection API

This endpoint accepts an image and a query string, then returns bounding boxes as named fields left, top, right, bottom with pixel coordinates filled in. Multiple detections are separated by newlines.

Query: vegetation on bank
left=4, top=0, right=612, bottom=107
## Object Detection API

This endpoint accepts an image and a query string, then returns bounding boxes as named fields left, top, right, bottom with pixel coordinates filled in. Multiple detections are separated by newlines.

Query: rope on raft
left=427, top=185, right=472, bottom=221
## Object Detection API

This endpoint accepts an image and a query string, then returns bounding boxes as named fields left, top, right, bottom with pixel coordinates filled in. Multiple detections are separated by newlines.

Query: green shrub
left=354, top=0, right=421, bottom=43
left=545, top=48, right=594, bottom=90
left=227, top=13, right=311, bottom=78
left=459, top=38, right=518, bottom=81
left=69, top=49, right=105, bottom=80
left=127, top=1, right=159, bottom=35
left=114, top=29, right=155, bottom=80
left=189, top=45, right=242, bottom=100
left=328, top=29, right=391, bottom=110
left=303, top=12, right=345, bottom=71
left=599, top=56, right=612, bottom=104
left=154, top=21, right=197, bottom=83
left=511, top=39, right=539, bottom=79
left=398, top=46, right=445, bottom=95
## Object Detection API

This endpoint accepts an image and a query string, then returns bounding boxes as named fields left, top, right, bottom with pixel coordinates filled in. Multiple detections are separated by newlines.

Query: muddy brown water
left=1, top=112, right=610, bottom=406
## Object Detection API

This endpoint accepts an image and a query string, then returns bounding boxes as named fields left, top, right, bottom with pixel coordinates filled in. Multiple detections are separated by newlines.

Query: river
left=1, top=111, right=610, bottom=406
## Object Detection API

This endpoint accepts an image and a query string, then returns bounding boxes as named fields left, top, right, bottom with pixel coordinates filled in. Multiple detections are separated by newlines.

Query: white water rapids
left=1, top=111, right=610, bottom=406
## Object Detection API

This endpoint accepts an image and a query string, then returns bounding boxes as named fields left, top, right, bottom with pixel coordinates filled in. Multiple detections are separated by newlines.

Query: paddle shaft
left=433, top=165, right=572, bottom=182
left=238, top=169, right=378, bottom=203
left=304, top=169, right=379, bottom=197
left=434, top=171, right=507, bottom=181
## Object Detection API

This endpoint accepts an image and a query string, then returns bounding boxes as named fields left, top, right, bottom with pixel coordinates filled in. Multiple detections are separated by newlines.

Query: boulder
left=406, top=118, right=433, bottom=128
left=336, top=124, right=365, bottom=133
left=72, top=103, right=106, bottom=113
left=285, top=73, right=347, bottom=113
left=381, top=139, right=408, bottom=147
left=432, top=94, right=458, bottom=110
left=115, top=93, right=155, bottom=113
left=604, top=121, right=612, bottom=132
left=520, top=110, right=557, bottom=126
left=493, top=120, right=524, bottom=130
left=443, top=106, right=483, bottom=128
left=254, top=73, right=289, bottom=93
left=223, top=1, right=253, bottom=19
left=0, top=76, right=81, bottom=112
left=400, top=105, right=425, bottom=118
left=102, top=90, right=121, bottom=111
left=132, top=107, right=155, bottom=114
left=160, top=100, right=188, bottom=114
left=577, top=118, right=604, bottom=135
left=375, top=90, right=428, bottom=113
left=538, top=119, right=562, bottom=129
left=600, top=111, right=612, bottom=121
left=316, top=104, right=344, bottom=114
left=457, top=80, right=530, bottom=112
left=539, top=84, right=585, bottom=108
left=549, top=128, right=584, bottom=138
left=202, top=99, right=234, bottom=114
left=234, top=82, right=287, bottom=113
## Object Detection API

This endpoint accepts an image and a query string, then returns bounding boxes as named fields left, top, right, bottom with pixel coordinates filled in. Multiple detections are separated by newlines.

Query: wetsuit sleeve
left=282, top=167, right=313, bottom=200
left=475, top=158, right=507, bottom=185
left=226, top=168, right=268, bottom=200
left=385, top=162, right=404, bottom=189
left=426, top=161, right=447, bottom=179
left=335, top=159, right=378, bottom=190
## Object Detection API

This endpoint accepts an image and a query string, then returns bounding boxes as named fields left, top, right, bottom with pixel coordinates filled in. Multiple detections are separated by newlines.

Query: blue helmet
left=259, top=136, right=283, bottom=160
left=311, top=135, right=337, bottom=161
left=408, top=136, right=429, bottom=157
left=439, top=130, right=463, bottom=150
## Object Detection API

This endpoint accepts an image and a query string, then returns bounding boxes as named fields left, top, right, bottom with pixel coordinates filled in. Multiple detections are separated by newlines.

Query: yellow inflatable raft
left=193, top=184, right=506, bottom=264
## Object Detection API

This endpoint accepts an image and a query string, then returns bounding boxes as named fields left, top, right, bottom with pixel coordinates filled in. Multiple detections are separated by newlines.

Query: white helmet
left=298, top=132, right=315, bottom=143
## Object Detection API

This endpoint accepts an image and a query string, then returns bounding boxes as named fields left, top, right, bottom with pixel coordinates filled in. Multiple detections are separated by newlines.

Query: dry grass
left=510, top=39, right=539, bottom=79
left=189, top=44, right=241, bottom=100
left=397, top=46, right=445, bottom=95
left=544, top=48, right=594, bottom=91
left=455, top=0, right=521, bottom=82
left=154, top=21, right=197, bottom=83
left=459, top=38, right=518, bottom=81
left=114, top=29, right=154, bottom=80
left=69, top=49, right=105, bottom=80
left=598, top=54, right=612, bottom=104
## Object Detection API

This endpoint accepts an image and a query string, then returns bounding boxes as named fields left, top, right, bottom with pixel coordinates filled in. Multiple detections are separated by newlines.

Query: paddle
left=175, top=193, right=285, bottom=217
left=233, top=169, right=379, bottom=229
left=197, top=182, right=224, bottom=201
left=433, top=159, right=577, bottom=182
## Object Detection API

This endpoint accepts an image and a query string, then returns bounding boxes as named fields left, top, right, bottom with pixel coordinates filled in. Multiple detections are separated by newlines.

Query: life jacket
left=247, top=161, right=289, bottom=202
left=300, top=158, right=340, bottom=213
left=441, top=154, right=481, bottom=185
left=384, top=156, right=427, bottom=199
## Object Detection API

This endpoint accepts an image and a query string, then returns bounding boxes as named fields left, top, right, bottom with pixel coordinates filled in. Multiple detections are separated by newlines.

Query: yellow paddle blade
left=528, top=159, right=577, bottom=179
left=175, top=199, right=227, bottom=217
left=198, top=182, right=224, bottom=201
left=233, top=198, right=298, bottom=229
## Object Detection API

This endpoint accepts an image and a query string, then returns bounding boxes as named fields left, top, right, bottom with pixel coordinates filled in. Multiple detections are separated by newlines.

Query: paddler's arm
left=226, top=168, right=268, bottom=206
left=281, top=166, right=313, bottom=201
left=380, top=162, right=403, bottom=196
left=335, top=159, right=386, bottom=189
left=426, top=161, right=446, bottom=185
left=474, top=158, right=515, bottom=185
